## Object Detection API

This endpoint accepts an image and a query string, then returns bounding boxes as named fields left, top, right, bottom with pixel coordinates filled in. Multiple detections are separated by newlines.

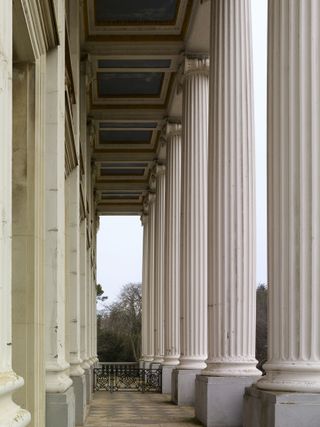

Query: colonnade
left=140, top=1, right=320, bottom=426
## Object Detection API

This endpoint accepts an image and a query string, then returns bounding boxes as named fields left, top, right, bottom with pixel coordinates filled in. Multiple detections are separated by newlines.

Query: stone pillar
left=66, top=167, right=86, bottom=426
left=45, top=1, right=75, bottom=424
left=144, top=192, right=156, bottom=367
left=153, top=165, right=166, bottom=365
left=0, top=1, right=31, bottom=425
left=195, top=2, right=260, bottom=425
left=140, top=213, right=149, bottom=365
left=173, top=57, right=209, bottom=405
left=245, top=1, right=320, bottom=426
left=162, top=123, right=182, bottom=394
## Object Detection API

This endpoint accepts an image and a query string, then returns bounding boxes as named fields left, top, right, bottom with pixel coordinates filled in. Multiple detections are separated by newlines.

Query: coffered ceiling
left=81, top=0, right=210, bottom=215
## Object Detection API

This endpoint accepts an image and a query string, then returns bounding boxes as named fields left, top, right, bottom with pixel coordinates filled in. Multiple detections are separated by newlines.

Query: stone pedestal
left=172, top=369, right=202, bottom=406
left=196, top=376, right=257, bottom=427
left=84, top=368, right=92, bottom=404
left=46, top=386, right=75, bottom=427
left=150, top=362, right=161, bottom=370
left=244, top=386, right=320, bottom=427
left=162, top=366, right=175, bottom=394
left=71, top=375, right=86, bottom=426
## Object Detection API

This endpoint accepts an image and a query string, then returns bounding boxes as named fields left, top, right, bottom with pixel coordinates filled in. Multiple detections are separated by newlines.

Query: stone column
left=45, top=0, right=75, bottom=424
left=173, top=57, right=209, bottom=405
left=245, top=2, right=320, bottom=426
left=153, top=165, right=166, bottom=365
left=162, top=123, right=182, bottom=394
left=66, top=167, right=86, bottom=425
left=140, top=213, right=149, bottom=365
left=195, top=1, right=260, bottom=425
left=144, top=192, right=156, bottom=367
left=0, top=1, right=31, bottom=424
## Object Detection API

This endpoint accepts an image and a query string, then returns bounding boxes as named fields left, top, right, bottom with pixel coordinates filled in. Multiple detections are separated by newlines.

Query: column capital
left=148, top=192, right=156, bottom=204
left=164, top=122, right=182, bottom=140
left=140, top=213, right=148, bottom=226
left=155, top=164, right=166, bottom=177
left=178, top=56, right=209, bottom=94
left=184, top=56, right=209, bottom=76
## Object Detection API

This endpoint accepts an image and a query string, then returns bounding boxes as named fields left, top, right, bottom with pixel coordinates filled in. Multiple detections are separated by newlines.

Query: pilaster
left=0, top=1, right=31, bottom=424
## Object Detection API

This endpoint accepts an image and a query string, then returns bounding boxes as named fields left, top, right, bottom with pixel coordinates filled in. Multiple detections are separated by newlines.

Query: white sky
left=97, top=0, right=268, bottom=303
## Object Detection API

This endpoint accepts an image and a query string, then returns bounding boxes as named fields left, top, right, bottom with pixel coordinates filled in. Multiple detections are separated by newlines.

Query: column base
left=0, top=372, right=31, bottom=427
left=84, top=368, right=92, bottom=404
left=244, top=385, right=320, bottom=427
left=162, top=366, right=174, bottom=394
left=172, top=369, right=202, bottom=405
left=46, top=386, right=75, bottom=427
left=195, top=375, right=257, bottom=426
left=144, top=361, right=153, bottom=369
left=70, top=375, right=86, bottom=426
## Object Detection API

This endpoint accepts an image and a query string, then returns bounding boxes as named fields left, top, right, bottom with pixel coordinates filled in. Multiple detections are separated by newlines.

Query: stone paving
left=81, top=392, right=203, bottom=426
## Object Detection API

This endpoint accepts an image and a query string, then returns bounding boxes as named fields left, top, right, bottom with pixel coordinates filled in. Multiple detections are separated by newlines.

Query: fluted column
left=257, top=0, right=320, bottom=392
left=141, top=213, right=149, bottom=360
left=154, top=165, right=166, bottom=363
left=144, top=192, right=156, bottom=362
left=204, top=0, right=260, bottom=377
left=179, top=57, right=209, bottom=370
left=163, top=123, right=182, bottom=367
left=0, top=1, right=31, bottom=424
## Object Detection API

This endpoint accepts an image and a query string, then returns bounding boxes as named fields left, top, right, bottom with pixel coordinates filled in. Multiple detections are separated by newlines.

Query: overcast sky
left=97, top=0, right=268, bottom=303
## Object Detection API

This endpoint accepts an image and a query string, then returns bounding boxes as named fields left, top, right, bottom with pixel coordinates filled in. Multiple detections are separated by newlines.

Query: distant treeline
left=97, top=282, right=268, bottom=368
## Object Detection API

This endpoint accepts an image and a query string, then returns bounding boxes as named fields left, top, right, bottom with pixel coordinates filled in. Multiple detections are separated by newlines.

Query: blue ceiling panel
left=95, top=0, right=178, bottom=24
left=97, top=72, right=163, bottom=97
left=100, top=130, right=153, bottom=143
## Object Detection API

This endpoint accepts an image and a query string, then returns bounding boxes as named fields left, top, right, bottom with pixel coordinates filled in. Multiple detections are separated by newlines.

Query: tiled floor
left=82, top=392, right=203, bottom=426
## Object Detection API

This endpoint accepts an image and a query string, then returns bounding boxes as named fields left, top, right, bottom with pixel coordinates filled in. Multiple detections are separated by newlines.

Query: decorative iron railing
left=94, top=363, right=162, bottom=393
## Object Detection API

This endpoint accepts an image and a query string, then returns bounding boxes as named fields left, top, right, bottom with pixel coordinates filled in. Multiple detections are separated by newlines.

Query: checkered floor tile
left=80, top=392, right=202, bottom=426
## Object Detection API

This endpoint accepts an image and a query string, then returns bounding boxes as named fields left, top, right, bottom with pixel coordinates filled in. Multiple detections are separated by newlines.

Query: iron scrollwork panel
left=94, top=367, right=162, bottom=392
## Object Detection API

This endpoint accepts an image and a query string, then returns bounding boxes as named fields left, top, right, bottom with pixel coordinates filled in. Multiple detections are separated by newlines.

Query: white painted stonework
left=154, top=165, right=166, bottom=363
left=163, top=123, right=182, bottom=367
left=0, top=1, right=31, bottom=424
left=144, top=192, right=156, bottom=363
left=179, top=57, right=209, bottom=371
left=141, top=213, right=149, bottom=361
left=257, top=0, right=320, bottom=393
left=204, top=0, right=260, bottom=378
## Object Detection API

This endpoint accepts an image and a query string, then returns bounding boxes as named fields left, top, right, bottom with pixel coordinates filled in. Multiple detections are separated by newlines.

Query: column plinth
left=163, top=123, right=182, bottom=368
left=179, top=57, right=209, bottom=371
